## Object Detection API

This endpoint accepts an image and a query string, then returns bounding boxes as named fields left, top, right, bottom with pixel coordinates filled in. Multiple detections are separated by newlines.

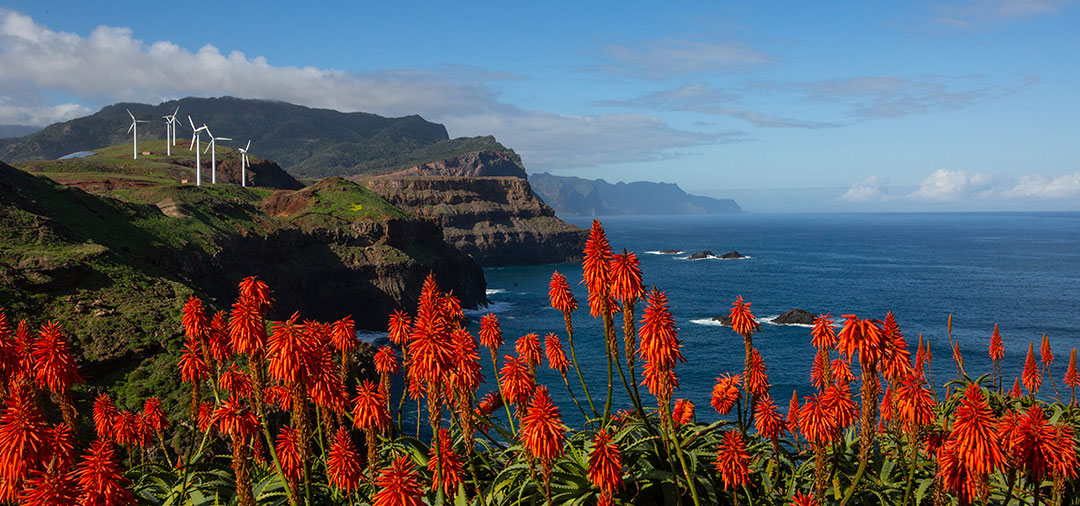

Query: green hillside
left=0, top=96, right=519, bottom=179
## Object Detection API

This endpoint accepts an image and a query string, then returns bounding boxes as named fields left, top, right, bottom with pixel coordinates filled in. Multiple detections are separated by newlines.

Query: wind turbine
left=162, top=106, right=180, bottom=156
left=126, top=109, right=149, bottom=160
left=237, top=140, right=251, bottom=187
left=201, top=125, right=231, bottom=184
left=188, top=116, right=208, bottom=186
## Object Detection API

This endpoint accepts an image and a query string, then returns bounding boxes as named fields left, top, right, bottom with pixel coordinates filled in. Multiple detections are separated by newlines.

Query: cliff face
left=529, top=172, right=742, bottom=216
left=0, top=163, right=484, bottom=411
left=357, top=151, right=587, bottom=266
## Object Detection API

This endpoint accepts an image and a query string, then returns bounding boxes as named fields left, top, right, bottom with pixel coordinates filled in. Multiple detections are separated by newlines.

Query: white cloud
left=838, top=169, right=1080, bottom=204
left=839, top=175, right=889, bottom=202
left=909, top=169, right=998, bottom=201
left=595, top=39, right=775, bottom=77
left=932, top=0, right=1071, bottom=28
left=0, top=9, right=723, bottom=171
left=1002, top=172, right=1080, bottom=199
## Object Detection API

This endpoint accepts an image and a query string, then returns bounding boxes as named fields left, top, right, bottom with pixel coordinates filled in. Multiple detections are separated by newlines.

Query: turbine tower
left=126, top=109, right=149, bottom=160
left=238, top=140, right=252, bottom=187
left=201, top=125, right=231, bottom=184
left=162, top=106, right=180, bottom=156
left=188, top=116, right=208, bottom=186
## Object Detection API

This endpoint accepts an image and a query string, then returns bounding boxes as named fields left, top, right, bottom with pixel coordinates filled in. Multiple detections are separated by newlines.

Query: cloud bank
left=840, top=169, right=1080, bottom=203
left=0, top=9, right=725, bottom=171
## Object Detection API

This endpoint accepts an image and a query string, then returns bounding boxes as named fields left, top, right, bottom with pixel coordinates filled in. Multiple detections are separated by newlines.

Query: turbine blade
left=127, top=109, right=135, bottom=120
left=204, top=141, right=212, bottom=154
left=245, top=140, right=251, bottom=151
left=188, top=115, right=196, bottom=130
left=127, top=122, right=134, bottom=134
left=189, top=135, right=196, bottom=150
left=217, top=137, right=232, bottom=141
left=173, top=106, right=180, bottom=116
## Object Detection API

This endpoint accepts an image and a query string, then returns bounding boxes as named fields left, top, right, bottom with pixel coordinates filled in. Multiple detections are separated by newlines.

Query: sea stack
left=771, top=309, right=815, bottom=325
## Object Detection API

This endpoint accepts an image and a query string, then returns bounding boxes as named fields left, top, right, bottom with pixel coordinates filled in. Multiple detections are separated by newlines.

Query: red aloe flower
left=449, top=328, right=483, bottom=393
left=548, top=271, right=578, bottom=314
left=327, top=427, right=363, bottom=494
left=374, top=346, right=399, bottom=375
left=521, top=386, right=565, bottom=464
left=609, top=251, right=644, bottom=304
left=515, top=333, right=542, bottom=370
left=440, top=292, right=464, bottom=327
left=267, top=312, right=312, bottom=385
left=220, top=363, right=254, bottom=398
left=637, top=288, right=682, bottom=368
left=19, top=464, right=78, bottom=506
left=0, top=386, right=48, bottom=502
left=228, top=297, right=267, bottom=356
left=427, top=427, right=464, bottom=495
left=237, top=276, right=272, bottom=310
left=790, top=491, right=819, bottom=506
left=179, top=337, right=209, bottom=383
left=197, top=403, right=214, bottom=433
left=988, top=324, right=1004, bottom=363
left=587, top=430, right=623, bottom=497
left=798, top=394, right=836, bottom=445
left=1040, top=333, right=1054, bottom=366
left=33, top=321, right=83, bottom=394
left=111, top=411, right=142, bottom=448
left=142, top=398, right=169, bottom=436
left=895, top=374, right=934, bottom=432
left=940, top=383, right=1003, bottom=501
left=881, top=312, right=912, bottom=382
left=1022, top=341, right=1041, bottom=395
left=476, top=391, right=503, bottom=417
left=74, top=440, right=135, bottom=506
left=582, top=220, right=614, bottom=317
left=44, top=423, right=76, bottom=470
left=274, top=426, right=304, bottom=485
left=745, top=347, right=769, bottom=398
left=729, top=295, right=760, bottom=338
left=1065, top=348, right=1079, bottom=403
left=499, top=355, right=535, bottom=406
left=544, top=333, right=569, bottom=374
left=307, top=343, right=348, bottom=413
left=207, top=311, right=233, bottom=363
left=836, top=314, right=886, bottom=367
left=372, top=456, right=426, bottom=506
left=181, top=295, right=210, bottom=340
left=330, top=316, right=356, bottom=354
left=710, top=374, right=742, bottom=416
left=387, top=310, right=412, bottom=347
left=672, top=399, right=695, bottom=426
left=830, top=358, right=855, bottom=386
left=408, top=275, right=454, bottom=385
left=809, top=351, right=828, bottom=391
left=478, top=313, right=502, bottom=352
left=714, top=430, right=750, bottom=491
left=823, top=382, right=858, bottom=431
left=754, top=395, right=784, bottom=442
left=810, top=313, right=837, bottom=349
left=92, top=394, right=118, bottom=442
left=879, top=386, right=894, bottom=428
left=786, top=390, right=800, bottom=436
left=210, top=395, right=260, bottom=440
left=1010, top=377, right=1022, bottom=398
left=351, top=380, right=390, bottom=432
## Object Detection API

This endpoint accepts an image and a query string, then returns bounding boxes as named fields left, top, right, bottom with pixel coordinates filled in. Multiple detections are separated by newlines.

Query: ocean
left=403, top=213, right=1080, bottom=429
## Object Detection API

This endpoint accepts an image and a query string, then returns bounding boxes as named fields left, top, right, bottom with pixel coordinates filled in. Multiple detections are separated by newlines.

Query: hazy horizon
left=1, top=1, right=1077, bottom=211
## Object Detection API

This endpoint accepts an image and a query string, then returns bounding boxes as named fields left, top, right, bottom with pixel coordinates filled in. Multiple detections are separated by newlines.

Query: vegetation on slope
left=0, top=96, right=520, bottom=179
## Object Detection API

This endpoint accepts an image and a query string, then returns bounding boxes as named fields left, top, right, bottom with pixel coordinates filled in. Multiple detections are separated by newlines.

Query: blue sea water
left=462, top=212, right=1080, bottom=429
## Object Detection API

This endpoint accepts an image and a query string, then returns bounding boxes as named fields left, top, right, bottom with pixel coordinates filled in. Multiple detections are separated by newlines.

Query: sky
left=0, top=1, right=1078, bottom=211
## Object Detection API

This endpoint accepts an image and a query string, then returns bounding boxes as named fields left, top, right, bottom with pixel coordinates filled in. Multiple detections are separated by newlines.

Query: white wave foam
left=465, top=301, right=514, bottom=315
left=677, top=255, right=752, bottom=261
left=645, top=250, right=683, bottom=255
left=690, top=318, right=727, bottom=327
left=486, top=288, right=507, bottom=295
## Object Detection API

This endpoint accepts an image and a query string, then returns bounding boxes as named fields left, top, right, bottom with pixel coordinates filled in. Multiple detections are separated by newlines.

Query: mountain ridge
left=529, top=172, right=742, bottom=216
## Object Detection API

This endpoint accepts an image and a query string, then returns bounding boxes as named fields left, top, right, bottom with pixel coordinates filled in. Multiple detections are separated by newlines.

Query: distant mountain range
left=0, top=124, right=41, bottom=139
left=0, top=96, right=515, bottom=179
left=529, top=172, right=741, bottom=216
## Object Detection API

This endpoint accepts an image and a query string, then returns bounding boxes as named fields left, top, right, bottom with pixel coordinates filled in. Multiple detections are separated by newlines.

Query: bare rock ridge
left=355, top=150, right=588, bottom=266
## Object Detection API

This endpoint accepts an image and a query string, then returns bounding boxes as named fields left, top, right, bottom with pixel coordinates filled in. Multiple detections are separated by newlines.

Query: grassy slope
left=0, top=156, right=412, bottom=423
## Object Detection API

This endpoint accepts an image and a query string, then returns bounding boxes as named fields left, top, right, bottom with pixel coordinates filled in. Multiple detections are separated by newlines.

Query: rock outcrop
left=688, top=250, right=715, bottom=260
left=771, top=309, right=815, bottom=325
left=720, top=250, right=748, bottom=259
left=357, top=150, right=587, bottom=266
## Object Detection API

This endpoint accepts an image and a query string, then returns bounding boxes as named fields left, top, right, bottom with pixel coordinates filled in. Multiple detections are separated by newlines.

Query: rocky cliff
left=356, top=150, right=587, bottom=266
left=530, top=172, right=742, bottom=216
left=0, top=160, right=484, bottom=411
